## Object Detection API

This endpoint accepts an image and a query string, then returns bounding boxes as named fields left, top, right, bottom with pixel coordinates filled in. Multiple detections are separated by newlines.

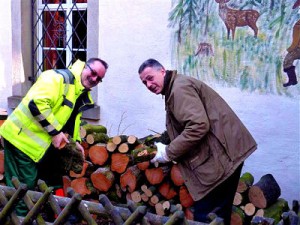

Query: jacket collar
left=162, top=70, right=177, bottom=96
left=68, top=59, right=88, bottom=94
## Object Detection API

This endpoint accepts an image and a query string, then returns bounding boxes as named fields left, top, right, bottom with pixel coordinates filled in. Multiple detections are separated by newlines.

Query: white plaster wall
left=98, top=1, right=172, bottom=137
left=0, top=1, right=12, bottom=109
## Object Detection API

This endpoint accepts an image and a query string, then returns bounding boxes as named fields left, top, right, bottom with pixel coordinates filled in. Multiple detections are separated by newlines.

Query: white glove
left=151, top=142, right=170, bottom=164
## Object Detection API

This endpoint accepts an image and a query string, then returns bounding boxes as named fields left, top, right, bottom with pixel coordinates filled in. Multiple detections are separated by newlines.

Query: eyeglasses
left=86, top=64, right=102, bottom=83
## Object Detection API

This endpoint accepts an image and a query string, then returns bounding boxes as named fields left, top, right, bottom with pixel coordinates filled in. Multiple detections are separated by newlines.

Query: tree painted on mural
left=169, top=0, right=300, bottom=96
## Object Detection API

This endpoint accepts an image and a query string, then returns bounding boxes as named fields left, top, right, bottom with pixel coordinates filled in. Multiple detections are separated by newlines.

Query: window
left=32, top=0, right=87, bottom=82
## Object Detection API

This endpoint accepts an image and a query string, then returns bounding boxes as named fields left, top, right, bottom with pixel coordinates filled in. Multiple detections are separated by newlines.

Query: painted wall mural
left=169, top=0, right=300, bottom=97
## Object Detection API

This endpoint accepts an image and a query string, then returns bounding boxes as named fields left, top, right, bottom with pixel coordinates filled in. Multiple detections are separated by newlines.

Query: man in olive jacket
left=138, top=58, right=257, bottom=224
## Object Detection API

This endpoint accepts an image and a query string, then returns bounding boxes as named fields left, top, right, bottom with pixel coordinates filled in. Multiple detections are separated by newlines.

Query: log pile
left=0, top=122, right=299, bottom=224
left=232, top=172, right=299, bottom=225
left=65, top=124, right=197, bottom=221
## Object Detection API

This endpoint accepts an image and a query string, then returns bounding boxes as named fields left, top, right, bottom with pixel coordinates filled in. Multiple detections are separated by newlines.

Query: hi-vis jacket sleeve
left=26, top=70, right=65, bottom=136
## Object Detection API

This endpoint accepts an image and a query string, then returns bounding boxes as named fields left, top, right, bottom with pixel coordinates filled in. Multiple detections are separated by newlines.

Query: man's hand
left=151, top=142, right=170, bottom=164
left=76, top=142, right=85, bottom=158
left=52, top=132, right=69, bottom=149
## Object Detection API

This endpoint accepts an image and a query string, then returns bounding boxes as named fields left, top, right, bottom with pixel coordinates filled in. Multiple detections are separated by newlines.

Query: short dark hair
left=87, top=58, right=109, bottom=70
left=138, top=58, right=164, bottom=74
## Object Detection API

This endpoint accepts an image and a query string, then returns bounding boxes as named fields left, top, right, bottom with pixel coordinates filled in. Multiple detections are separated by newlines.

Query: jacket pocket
left=188, top=140, right=225, bottom=187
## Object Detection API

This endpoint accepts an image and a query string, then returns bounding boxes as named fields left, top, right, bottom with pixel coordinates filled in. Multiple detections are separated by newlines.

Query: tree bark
left=248, top=174, right=281, bottom=208
left=237, top=172, right=254, bottom=193
left=80, top=124, right=107, bottom=138
left=120, top=165, right=141, bottom=193
left=86, top=132, right=109, bottom=145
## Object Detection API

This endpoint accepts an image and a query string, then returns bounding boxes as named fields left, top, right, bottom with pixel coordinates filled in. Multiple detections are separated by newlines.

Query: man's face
left=81, top=61, right=106, bottom=89
left=139, top=67, right=165, bottom=94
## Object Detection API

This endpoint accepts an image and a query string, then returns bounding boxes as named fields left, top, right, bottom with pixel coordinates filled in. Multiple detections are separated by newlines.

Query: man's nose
left=146, top=81, right=152, bottom=88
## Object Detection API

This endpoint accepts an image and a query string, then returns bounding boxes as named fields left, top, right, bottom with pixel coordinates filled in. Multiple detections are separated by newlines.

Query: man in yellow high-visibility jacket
left=0, top=57, right=108, bottom=216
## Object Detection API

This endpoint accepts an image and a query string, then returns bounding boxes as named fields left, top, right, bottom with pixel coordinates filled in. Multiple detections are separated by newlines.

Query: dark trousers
left=194, top=163, right=244, bottom=225
left=37, top=145, right=65, bottom=189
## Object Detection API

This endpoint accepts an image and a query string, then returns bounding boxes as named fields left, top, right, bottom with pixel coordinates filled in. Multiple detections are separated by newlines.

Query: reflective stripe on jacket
left=0, top=60, right=94, bottom=162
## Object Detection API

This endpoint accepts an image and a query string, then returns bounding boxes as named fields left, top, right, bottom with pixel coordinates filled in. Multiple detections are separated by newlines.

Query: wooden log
left=80, top=124, right=107, bottom=138
left=70, top=177, right=93, bottom=196
left=98, top=194, right=124, bottom=225
left=131, top=190, right=143, bottom=203
left=53, top=193, right=82, bottom=225
left=248, top=174, right=281, bottom=209
left=209, top=217, right=225, bottom=225
left=69, top=160, right=95, bottom=178
left=127, top=199, right=151, bottom=225
left=112, top=135, right=128, bottom=145
left=281, top=211, right=299, bottom=225
left=106, top=140, right=118, bottom=153
left=255, top=208, right=264, bottom=217
left=170, top=164, right=184, bottom=186
left=130, top=146, right=157, bottom=164
left=179, top=185, right=194, bottom=208
left=144, top=186, right=157, bottom=198
left=244, top=202, right=256, bottom=217
left=86, top=132, right=109, bottom=145
left=233, top=190, right=249, bottom=206
left=22, top=186, right=53, bottom=225
left=137, top=161, right=150, bottom=170
left=0, top=185, right=205, bottom=225
left=111, top=153, right=130, bottom=174
left=88, top=143, right=109, bottom=166
left=12, top=178, right=46, bottom=225
left=163, top=200, right=182, bottom=215
left=91, top=166, right=115, bottom=192
left=62, top=175, right=72, bottom=197
left=67, top=188, right=98, bottom=225
left=158, top=181, right=178, bottom=200
left=258, top=198, right=289, bottom=223
left=292, top=200, right=299, bottom=214
left=58, top=136, right=84, bottom=174
left=120, top=165, right=141, bottom=193
left=0, top=182, right=27, bottom=224
left=184, top=207, right=194, bottom=221
left=141, top=193, right=149, bottom=203
left=155, top=202, right=165, bottom=216
left=118, top=142, right=130, bottom=153
left=231, top=206, right=245, bottom=225
left=165, top=210, right=186, bottom=225
left=237, top=172, right=254, bottom=193
left=145, top=165, right=170, bottom=185
left=150, top=193, right=163, bottom=205
left=123, top=205, right=147, bottom=225
left=251, top=216, right=275, bottom=225
left=127, top=135, right=138, bottom=144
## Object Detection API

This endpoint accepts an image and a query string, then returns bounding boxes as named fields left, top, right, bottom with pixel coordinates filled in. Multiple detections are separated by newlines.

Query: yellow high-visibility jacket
left=0, top=60, right=94, bottom=162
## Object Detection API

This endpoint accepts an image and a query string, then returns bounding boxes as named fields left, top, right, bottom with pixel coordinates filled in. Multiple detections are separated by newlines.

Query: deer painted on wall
left=215, top=0, right=260, bottom=40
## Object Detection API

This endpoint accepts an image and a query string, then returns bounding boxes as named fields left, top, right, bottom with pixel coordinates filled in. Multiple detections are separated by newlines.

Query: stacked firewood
left=63, top=123, right=195, bottom=220
left=231, top=172, right=299, bottom=225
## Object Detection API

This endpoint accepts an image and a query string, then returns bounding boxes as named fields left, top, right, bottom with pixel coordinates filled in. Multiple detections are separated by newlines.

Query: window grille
left=31, top=0, right=87, bottom=82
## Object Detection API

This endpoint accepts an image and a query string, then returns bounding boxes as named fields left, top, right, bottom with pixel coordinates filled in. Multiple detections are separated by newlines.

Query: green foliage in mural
left=169, top=0, right=300, bottom=96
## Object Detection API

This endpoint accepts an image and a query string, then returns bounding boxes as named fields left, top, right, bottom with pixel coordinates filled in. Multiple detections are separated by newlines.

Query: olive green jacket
left=164, top=70, right=257, bottom=201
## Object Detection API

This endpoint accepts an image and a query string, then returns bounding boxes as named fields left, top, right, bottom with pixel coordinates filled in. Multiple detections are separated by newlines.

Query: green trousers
left=3, top=139, right=38, bottom=216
